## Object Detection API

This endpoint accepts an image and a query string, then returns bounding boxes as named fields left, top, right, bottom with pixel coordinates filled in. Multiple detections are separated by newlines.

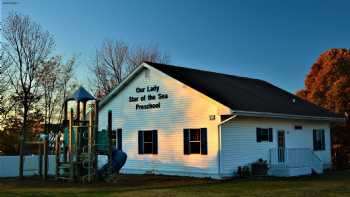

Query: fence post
left=43, top=139, right=48, bottom=180
left=38, top=143, right=43, bottom=177
left=55, top=132, right=61, bottom=179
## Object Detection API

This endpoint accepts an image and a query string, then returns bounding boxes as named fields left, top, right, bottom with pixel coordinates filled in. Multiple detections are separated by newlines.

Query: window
left=184, top=128, right=207, bottom=155
left=294, top=125, right=303, bottom=130
left=117, top=128, right=122, bottom=150
left=143, top=130, right=153, bottom=153
left=313, top=129, right=325, bottom=151
left=256, top=128, right=273, bottom=142
left=189, top=129, right=201, bottom=154
left=138, top=130, right=158, bottom=154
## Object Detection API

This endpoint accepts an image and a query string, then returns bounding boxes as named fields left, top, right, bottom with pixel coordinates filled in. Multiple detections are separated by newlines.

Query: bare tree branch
left=126, top=44, right=169, bottom=73
left=90, top=40, right=169, bottom=98
left=90, top=40, right=128, bottom=98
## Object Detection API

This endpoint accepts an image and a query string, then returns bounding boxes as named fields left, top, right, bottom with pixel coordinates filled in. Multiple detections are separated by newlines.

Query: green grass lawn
left=0, top=170, right=350, bottom=197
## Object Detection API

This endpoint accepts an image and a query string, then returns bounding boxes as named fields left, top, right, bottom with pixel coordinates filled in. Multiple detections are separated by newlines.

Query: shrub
left=236, top=165, right=251, bottom=178
left=251, top=158, right=268, bottom=176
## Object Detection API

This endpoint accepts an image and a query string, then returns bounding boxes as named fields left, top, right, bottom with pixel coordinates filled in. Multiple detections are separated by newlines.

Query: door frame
left=277, top=130, right=286, bottom=162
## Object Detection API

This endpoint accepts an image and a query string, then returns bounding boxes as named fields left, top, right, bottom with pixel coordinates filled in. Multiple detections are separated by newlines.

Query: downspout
left=217, top=115, right=237, bottom=178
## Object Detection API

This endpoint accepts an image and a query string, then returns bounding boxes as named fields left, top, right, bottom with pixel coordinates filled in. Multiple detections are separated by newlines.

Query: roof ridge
left=144, top=61, right=266, bottom=83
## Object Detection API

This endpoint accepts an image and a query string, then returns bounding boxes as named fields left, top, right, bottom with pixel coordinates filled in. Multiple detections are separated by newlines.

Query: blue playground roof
left=66, top=86, right=95, bottom=102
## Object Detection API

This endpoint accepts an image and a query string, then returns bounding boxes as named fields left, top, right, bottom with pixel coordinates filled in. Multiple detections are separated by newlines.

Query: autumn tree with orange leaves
left=297, top=48, right=350, bottom=168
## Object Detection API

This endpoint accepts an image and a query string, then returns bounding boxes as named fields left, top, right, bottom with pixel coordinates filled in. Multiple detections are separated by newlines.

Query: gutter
left=232, top=110, right=346, bottom=123
left=217, top=115, right=237, bottom=178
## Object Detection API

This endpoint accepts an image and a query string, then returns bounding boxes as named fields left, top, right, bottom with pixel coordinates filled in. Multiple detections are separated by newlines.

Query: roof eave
left=232, top=110, right=346, bottom=123
left=99, top=63, right=148, bottom=109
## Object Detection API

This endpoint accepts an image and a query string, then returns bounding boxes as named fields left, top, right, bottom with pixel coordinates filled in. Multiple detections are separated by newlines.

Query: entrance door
left=278, top=130, right=285, bottom=162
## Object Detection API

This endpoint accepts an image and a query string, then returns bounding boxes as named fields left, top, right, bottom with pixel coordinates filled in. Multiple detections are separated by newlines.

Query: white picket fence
left=0, top=155, right=108, bottom=177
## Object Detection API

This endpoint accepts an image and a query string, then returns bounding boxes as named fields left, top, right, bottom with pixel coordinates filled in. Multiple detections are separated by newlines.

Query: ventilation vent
left=145, top=69, right=150, bottom=79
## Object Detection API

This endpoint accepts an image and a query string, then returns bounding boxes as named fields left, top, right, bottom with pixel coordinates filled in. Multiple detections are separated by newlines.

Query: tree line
left=296, top=48, right=350, bottom=169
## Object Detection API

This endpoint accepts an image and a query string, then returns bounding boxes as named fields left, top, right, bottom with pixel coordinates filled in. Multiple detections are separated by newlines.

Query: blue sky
left=2, top=0, right=350, bottom=92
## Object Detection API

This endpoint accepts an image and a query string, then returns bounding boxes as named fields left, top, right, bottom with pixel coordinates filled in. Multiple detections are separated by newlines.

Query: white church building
left=98, top=62, right=344, bottom=178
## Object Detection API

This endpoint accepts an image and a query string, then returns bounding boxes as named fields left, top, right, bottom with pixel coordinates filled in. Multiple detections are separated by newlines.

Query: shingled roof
left=146, top=62, right=343, bottom=120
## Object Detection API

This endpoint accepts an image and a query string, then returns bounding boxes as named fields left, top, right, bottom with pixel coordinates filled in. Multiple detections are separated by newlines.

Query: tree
left=0, top=116, right=22, bottom=155
left=296, top=48, right=350, bottom=168
left=90, top=40, right=128, bottom=97
left=0, top=53, right=9, bottom=121
left=36, top=55, right=76, bottom=154
left=90, top=40, right=169, bottom=98
left=1, top=13, right=55, bottom=178
left=37, top=56, right=60, bottom=133
left=297, top=49, right=350, bottom=114
left=57, top=56, right=75, bottom=124
left=37, top=55, right=76, bottom=130
left=126, top=44, right=169, bottom=74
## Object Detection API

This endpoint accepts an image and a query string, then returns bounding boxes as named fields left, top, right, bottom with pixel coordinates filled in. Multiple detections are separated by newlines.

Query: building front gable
left=98, top=63, right=231, bottom=178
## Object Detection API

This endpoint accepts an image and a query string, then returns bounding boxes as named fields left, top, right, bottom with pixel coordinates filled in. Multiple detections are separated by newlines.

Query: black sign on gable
left=129, top=85, right=169, bottom=110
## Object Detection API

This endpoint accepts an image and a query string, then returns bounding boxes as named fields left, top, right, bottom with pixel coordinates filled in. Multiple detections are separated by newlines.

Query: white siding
left=98, top=66, right=231, bottom=178
left=220, top=117, right=331, bottom=177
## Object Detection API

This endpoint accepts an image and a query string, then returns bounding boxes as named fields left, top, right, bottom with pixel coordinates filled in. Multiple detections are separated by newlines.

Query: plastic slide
left=98, top=148, right=127, bottom=180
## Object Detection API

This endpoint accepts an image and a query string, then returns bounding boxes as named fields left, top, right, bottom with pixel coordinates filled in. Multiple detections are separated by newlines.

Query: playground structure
left=55, top=86, right=126, bottom=183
